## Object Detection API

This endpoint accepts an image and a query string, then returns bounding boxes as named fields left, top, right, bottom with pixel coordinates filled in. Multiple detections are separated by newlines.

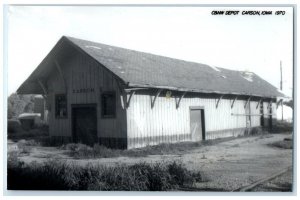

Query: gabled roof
left=17, top=36, right=284, bottom=98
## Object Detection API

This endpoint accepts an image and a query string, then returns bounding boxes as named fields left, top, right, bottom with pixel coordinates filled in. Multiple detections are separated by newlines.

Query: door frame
left=189, top=106, right=206, bottom=140
left=245, top=101, right=251, bottom=128
left=71, top=103, right=98, bottom=143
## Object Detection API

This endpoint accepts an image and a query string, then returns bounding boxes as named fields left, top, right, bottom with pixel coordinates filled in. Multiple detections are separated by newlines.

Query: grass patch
left=60, top=143, right=122, bottom=158
left=61, top=137, right=236, bottom=159
left=270, top=140, right=293, bottom=149
left=7, top=159, right=203, bottom=191
left=259, top=134, right=274, bottom=139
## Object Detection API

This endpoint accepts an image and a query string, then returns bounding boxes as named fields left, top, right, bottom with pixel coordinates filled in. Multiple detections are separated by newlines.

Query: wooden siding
left=250, top=101, right=260, bottom=127
left=43, top=42, right=278, bottom=149
left=127, top=94, right=275, bottom=148
left=46, top=47, right=127, bottom=142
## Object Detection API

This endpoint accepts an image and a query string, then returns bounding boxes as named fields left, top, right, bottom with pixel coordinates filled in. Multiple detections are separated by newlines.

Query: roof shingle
left=17, top=36, right=284, bottom=98
left=66, top=36, right=283, bottom=98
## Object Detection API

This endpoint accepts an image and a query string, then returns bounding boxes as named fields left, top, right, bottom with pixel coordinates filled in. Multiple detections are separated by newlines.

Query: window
left=55, top=94, right=67, bottom=118
left=101, top=91, right=116, bottom=118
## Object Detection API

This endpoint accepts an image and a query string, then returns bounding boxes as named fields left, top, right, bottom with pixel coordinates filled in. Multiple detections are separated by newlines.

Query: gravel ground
left=8, top=133, right=293, bottom=191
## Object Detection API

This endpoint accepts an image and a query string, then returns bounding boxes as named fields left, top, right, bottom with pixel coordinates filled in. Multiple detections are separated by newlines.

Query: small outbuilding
left=17, top=36, right=284, bottom=149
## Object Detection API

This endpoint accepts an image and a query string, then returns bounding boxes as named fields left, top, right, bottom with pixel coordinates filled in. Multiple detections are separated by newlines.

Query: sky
left=5, top=6, right=294, bottom=97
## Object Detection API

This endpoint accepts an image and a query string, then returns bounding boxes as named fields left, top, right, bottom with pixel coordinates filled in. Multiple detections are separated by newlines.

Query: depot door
left=72, top=105, right=97, bottom=146
left=190, top=108, right=205, bottom=141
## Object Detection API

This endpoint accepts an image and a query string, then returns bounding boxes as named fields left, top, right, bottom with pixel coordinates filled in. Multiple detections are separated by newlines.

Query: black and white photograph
left=3, top=3, right=295, bottom=195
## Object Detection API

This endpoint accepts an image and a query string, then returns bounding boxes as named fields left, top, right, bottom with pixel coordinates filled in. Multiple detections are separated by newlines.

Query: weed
left=250, top=127, right=263, bottom=135
left=7, top=159, right=203, bottom=191
left=61, top=137, right=238, bottom=159
left=16, top=140, right=33, bottom=155
left=7, top=151, right=24, bottom=168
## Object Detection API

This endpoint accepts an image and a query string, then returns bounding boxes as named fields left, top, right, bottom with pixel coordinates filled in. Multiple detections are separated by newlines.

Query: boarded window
left=101, top=92, right=116, bottom=118
left=55, top=94, right=67, bottom=118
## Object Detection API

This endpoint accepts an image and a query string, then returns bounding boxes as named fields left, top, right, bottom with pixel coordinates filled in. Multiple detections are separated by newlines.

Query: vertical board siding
left=45, top=45, right=277, bottom=149
left=250, top=101, right=260, bottom=127
left=47, top=48, right=127, bottom=141
left=127, top=95, right=272, bottom=149
left=272, top=102, right=277, bottom=119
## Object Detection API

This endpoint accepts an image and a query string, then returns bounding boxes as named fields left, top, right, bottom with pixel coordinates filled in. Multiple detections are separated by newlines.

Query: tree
left=7, top=93, right=35, bottom=119
left=283, top=99, right=293, bottom=109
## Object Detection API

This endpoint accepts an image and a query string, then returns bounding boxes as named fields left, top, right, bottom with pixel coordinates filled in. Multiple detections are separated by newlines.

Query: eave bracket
left=176, top=91, right=187, bottom=109
left=244, top=96, right=252, bottom=108
left=256, top=98, right=263, bottom=109
left=126, top=91, right=135, bottom=108
left=216, top=95, right=225, bottom=108
left=276, top=99, right=283, bottom=109
left=231, top=96, right=238, bottom=109
left=151, top=89, right=163, bottom=109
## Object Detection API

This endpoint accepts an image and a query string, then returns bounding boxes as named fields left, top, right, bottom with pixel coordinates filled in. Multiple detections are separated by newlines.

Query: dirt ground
left=8, top=133, right=293, bottom=191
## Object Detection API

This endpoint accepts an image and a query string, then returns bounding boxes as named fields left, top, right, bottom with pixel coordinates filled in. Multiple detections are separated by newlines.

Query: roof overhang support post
left=276, top=99, right=283, bottom=109
left=216, top=94, right=225, bottom=109
left=256, top=98, right=263, bottom=109
left=231, top=96, right=238, bottom=109
left=244, top=96, right=252, bottom=108
left=176, top=91, right=187, bottom=109
left=151, top=89, right=163, bottom=109
left=54, top=60, right=67, bottom=93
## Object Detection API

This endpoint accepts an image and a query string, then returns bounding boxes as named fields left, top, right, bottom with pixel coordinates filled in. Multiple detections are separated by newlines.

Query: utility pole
left=280, top=61, right=283, bottom=121
left=280, top=61, right=283, bottom=91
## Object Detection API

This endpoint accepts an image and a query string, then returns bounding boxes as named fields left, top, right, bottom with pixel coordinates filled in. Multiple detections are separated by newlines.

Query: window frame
left=101, top=91, right=116, bottom=118
left=55, top=94, right=68, bottom=119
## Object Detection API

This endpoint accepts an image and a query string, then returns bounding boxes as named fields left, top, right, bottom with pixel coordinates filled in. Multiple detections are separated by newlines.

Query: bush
left=8, top=127, right=49, bottom=141
left=271, top=120, right=293, bottom=133
left=7, top=160, right=203, bottom=191
left=8, top=124, right=50, bottom=147
left=270, top=140, right=293, bottom=149
left=167, top=161, right=198, bottom=185
left=7, top=119, right=23, bottom=133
